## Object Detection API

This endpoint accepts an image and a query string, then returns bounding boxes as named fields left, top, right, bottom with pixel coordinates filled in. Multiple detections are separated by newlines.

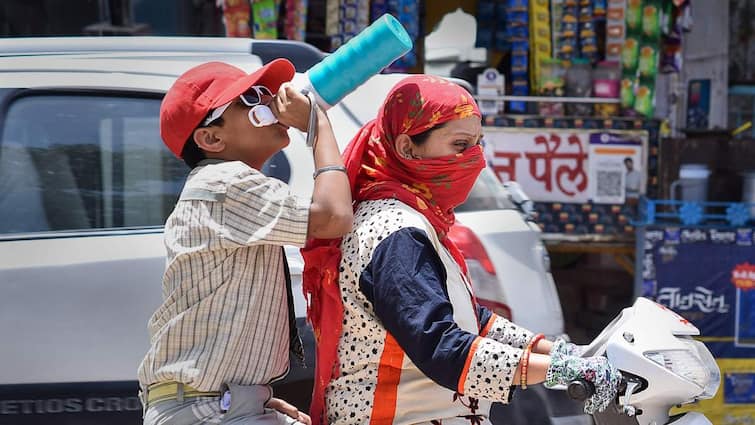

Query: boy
left=137, top=58, right=352, bottom=424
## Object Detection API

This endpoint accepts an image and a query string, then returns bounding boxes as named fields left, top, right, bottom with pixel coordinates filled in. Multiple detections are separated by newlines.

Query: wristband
left=313, top=165, right=347, bottom=179
left=303, top=90, right=318, bottom=147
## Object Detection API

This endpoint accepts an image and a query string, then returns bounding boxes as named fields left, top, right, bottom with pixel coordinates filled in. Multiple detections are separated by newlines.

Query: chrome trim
left=0, top=226, right=164, bottom=242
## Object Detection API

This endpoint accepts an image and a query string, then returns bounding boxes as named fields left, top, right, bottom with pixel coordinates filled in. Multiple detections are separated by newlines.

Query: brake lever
left=620, top=381, right=640, bottom=417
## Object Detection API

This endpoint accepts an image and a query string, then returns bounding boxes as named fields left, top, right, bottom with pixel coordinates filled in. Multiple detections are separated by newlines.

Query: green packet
left=620, top=75, right=635, bottom=109
left=621, top=34, right=640, bottom=71
left=641, top=1, right=661, bottom=41
left=626, top=0, right=643, bottom=31
left=637, top=42, right=658, bottom=78
left=252, top=0, right=278, bottom=39
left=634, top=76, right=655, bottom=117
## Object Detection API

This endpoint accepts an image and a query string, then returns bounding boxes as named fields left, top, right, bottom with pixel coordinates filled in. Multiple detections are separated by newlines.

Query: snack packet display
left=252, top=0, right=278, bottom=39
left=660, top=0, right=690, bottom=73
left=325, top=0, right=340, bottom=48
left=565, top=58, right=593, bottom=115
left=619, top=0, right=662, bottom=117
left=594, top=0, right=607, bottom=16
left=621, top=34, right=640, bottom=72
left=620, top=71, right=636, bottom=110
left=626, top=0, right=643, bottom=32
left=557, top=2, right=578, bottom=61
left=530, top=0, right=552, bottom=92
left=284, top=0, right=308, bottom=41
left=507, top=0, right=531, bottom=113
left=538, top=58, right=566, bottom=116
left=221, top=0, right=252, bottom=38
left=387, top=0, right=418, bottom=70
left=641, top=1, right=661, bottom=40
left=637, top=43, right=658, bottom=77
left=475, top=0, right=496, bottom=49
left=593, top=60, right=620, bottom=117
left=551, top=0, right=564, bottom=53
left=634, top=76, right=655, bottom=116
left=338, top=0, right=369, bottom=45
left=578, top=2, right=598, bottom=62
left=605, top=0, right=626, bottom=62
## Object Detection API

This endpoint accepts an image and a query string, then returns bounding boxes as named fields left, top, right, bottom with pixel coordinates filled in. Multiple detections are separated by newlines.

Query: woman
left=302, top=75, right=620, bottom=425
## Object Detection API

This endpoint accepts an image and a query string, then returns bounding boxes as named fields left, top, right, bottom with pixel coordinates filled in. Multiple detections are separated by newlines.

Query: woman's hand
left=545, top=351, right=622, bottom=414
left=550, top=337, right=587, bottom=358
left=266, top=397, right=312, bottom=425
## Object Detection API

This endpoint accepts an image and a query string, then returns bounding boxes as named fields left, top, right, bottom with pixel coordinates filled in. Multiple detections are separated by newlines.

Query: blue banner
left=639, top=226, right=755, bottom=359
left=724, top=373, right=755, bottom=404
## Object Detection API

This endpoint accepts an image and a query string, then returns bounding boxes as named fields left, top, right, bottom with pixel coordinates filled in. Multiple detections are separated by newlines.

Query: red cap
left=160, top=59, right=295, bottom=157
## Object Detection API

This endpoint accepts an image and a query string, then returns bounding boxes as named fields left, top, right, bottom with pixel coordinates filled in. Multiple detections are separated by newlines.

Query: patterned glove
left=545, top=349, right=622, bottom=414
left=550, top=337, right=587, bottom=358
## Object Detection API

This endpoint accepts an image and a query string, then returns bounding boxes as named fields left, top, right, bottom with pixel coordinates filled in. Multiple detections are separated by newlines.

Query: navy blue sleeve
left=359, top=227, right=478, bottom=392
left=477, top=304, right=493, bottom=332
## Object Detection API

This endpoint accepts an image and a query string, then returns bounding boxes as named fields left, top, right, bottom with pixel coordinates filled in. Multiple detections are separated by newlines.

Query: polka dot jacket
left=324, top=199, right=535, bottom=424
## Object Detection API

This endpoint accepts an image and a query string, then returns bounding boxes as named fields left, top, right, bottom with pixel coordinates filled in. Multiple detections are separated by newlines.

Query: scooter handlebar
left=567, top=379, right=595, bottom=401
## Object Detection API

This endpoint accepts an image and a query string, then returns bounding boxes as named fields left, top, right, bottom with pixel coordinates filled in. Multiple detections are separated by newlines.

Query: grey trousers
left=143, top=383, right=300, bottom=425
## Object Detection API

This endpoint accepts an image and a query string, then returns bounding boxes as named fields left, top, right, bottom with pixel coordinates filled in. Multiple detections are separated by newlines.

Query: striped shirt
left=137, top=159, right=310, bottom=392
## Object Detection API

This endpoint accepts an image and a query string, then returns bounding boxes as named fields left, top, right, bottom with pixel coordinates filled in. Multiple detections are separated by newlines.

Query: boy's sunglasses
left=203, top=85, right=274, bottom=126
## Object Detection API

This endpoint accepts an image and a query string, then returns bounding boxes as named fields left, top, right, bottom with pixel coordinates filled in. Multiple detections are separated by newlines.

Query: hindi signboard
left=483, top=127, right=647, bottom=204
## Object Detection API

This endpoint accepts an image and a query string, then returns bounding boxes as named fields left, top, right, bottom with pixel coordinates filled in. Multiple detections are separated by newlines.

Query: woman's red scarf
left=301, top=75, right=485, bottom=424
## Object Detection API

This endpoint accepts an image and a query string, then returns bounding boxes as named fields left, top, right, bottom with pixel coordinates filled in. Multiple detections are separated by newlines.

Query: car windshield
left=456, top=167, right=516, bottom=213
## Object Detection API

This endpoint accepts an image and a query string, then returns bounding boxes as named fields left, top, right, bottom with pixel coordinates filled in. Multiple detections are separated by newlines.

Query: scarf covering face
left=302, top=75, right=485, bottom=424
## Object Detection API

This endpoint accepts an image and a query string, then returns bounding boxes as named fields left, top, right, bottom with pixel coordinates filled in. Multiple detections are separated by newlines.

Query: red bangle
left=528, top=333, right=546, bottom=354
left=520, top=348, right=531, bottom=389
left=520, top=333, right=545, bottom=390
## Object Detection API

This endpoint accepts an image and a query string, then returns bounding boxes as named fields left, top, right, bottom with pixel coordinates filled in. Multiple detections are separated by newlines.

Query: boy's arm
left=273, top=83, right=353, bottom=240
left=307, top=106, right=352, bottom=239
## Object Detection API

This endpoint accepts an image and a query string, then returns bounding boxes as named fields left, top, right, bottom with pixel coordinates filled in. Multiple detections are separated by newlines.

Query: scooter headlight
left=644, top=338, right=720, bottom=399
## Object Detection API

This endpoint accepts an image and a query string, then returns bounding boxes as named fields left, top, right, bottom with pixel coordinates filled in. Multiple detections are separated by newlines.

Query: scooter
left=566, top=297, right=721, bottom=425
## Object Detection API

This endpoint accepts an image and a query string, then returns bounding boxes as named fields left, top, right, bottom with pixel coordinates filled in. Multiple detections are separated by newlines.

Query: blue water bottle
left=303, top=13, right=413, bottom=110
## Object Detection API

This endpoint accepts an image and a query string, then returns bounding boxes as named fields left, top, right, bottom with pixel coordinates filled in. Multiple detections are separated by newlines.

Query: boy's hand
left=271, top=82, right=312, bottom=132
left=266, top=397, right=312, bottom=425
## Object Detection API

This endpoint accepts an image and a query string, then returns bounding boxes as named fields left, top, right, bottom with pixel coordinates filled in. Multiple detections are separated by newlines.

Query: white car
left=0, top=37, right=582, bottom=425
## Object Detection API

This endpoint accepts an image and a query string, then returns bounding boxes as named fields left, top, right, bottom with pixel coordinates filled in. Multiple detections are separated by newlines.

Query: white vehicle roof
left=0, top=36, right=258, bottom=55
left=0, top=35, right=329, bottom=90
left=0, top=39, right=263, bottom=92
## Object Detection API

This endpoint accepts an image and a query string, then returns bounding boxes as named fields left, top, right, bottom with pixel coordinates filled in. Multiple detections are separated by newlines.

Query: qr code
left=596, top=170, right=623, bottom=198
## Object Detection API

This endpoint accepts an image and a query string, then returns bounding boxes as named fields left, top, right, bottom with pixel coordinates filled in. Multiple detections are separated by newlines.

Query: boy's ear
left=394, top=133, right=414, bottom=160
left=193, top=127, right=225, bottom=153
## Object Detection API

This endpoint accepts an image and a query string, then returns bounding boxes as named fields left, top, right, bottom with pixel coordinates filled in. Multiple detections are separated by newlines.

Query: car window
left=261, top=150, right=291, bottom=183
left=456, top=167, right=516, bottom=213
left=0, top=93, right=188, bottom=234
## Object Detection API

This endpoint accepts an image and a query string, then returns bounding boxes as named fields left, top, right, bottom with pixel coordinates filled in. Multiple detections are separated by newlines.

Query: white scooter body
left=581, top=297, right=721, bottom=425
